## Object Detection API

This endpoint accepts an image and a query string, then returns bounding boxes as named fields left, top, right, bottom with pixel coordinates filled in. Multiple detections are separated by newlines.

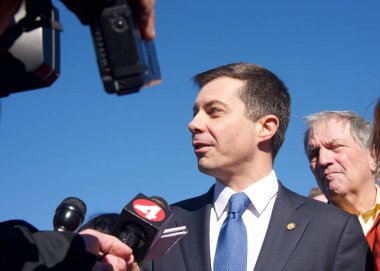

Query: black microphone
left=111, top=193, right=172, bottom=264
left=53, top=197, right=87, bottom=232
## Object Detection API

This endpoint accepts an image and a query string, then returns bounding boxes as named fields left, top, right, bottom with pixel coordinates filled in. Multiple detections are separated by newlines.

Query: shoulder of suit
left=171, top=187, right=213, bottom=212
left=280, top=184, right=353, bottom=218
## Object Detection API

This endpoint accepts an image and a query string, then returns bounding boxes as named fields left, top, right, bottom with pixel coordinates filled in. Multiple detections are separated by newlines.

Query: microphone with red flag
left=111, top=193, right=173, bottom=263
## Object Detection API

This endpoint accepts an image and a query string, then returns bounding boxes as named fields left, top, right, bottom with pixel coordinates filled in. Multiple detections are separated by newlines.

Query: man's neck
left=216, top=169, right=274, bottom=192
left=332, top=183, right=377, bottom=216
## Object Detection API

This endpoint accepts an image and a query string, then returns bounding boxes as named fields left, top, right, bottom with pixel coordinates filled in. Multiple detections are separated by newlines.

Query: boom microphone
left=53, top=197, right=87, bottom=232
left=111, top=193, right=172, bottom=264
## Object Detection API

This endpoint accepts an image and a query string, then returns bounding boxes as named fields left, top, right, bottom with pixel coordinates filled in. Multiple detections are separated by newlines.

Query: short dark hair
left=78, top=213, right=119, bottom=234
left=193, top=62, right=290, bottom=158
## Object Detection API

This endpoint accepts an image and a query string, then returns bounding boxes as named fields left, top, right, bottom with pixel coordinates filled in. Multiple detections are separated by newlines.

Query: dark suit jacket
left=142, top=182, right=373, bottom=271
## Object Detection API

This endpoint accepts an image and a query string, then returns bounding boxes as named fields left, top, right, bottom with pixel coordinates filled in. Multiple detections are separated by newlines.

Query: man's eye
left=308, top=149, right=319, bottom=160
left=331, top=144, right=344, bottom=151
left=210, top=107, right=222, bottom=114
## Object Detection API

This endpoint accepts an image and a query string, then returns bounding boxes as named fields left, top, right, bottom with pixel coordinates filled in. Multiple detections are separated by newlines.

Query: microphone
left=111, top=193, right=173, bottom=263
left=53, top=197, right=87, bottom=232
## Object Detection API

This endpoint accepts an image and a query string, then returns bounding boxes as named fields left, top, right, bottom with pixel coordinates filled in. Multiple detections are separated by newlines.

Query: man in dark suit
left=141, top=63, right=373, bottom=271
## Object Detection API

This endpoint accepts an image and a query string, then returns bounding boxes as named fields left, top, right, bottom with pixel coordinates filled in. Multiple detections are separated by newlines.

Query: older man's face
left=306, top=118, right=376, bottom=202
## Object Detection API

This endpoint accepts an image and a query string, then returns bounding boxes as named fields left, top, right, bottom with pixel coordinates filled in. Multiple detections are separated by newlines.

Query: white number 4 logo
left=134, top=204, right=161, bottom=220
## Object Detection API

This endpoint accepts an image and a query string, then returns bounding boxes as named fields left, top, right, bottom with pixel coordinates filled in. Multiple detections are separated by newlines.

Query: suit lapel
left=254, top=182, right=310, bottom=271
left=174, top=187, right=214, bottom=271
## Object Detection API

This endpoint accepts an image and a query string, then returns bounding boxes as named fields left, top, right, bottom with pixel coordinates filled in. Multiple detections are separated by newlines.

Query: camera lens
left=111, top=17, right=129, bottom=32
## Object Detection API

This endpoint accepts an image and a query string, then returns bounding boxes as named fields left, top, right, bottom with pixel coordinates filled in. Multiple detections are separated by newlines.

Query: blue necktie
left=214, top=192, right=250, bottom=271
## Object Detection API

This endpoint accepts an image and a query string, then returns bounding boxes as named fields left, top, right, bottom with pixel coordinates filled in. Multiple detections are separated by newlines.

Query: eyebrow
left=193, top=100, right=229, bottom=112
left=320, top=137, right=346, bottom=146
left=308, top=137, right=345, bottom=151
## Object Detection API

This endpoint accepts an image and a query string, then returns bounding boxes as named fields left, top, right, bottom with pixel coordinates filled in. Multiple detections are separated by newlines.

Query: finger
left=80, top=229, right=133, bottom=259
left=126, top=254, right=140, bottom=271
left=79, top=230, right=101, bottom=256
left=137, top=0, right=156, bottom=40
left=102, top=254, right=128, bottom=271
left=140, top=9, right=155, bottom=40
left=138, top=0, right=155, bottom=14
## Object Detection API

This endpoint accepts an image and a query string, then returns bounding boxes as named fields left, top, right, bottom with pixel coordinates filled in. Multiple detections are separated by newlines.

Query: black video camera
left=0, top=0, right=161, bottom=97
left=90, top=0, right=161, bottom=95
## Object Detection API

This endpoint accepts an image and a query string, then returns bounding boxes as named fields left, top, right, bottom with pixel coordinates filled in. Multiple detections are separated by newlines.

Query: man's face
left=306, top=119, right=376, bottom=201
left=188, top=77, right=260, bottom=180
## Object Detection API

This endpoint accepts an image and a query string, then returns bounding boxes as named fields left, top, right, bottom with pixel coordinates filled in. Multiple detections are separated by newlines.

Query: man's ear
left=257, top=115, right=279, bottom=143
left=368, top=148, right=380, bottom=178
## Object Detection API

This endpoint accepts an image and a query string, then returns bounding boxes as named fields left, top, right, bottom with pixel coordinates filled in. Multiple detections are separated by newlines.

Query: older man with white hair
left=304, top=110, right=379, bottom=269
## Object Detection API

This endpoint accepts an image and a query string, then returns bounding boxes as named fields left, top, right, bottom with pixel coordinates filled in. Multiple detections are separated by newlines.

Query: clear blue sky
left=0, top=0, right=379, bottom=230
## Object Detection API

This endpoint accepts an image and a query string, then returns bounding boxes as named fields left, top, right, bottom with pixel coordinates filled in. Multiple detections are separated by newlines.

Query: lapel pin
left=286, top=222, right=296, bottom=231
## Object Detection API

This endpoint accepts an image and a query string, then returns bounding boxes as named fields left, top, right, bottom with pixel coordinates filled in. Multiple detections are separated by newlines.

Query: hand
left=0, top=0, right=22, bottom=36
left=61, top=0, right=156, bottom=41
left=136, top=0, right=156, bottom=41
left=0, top=0, right=156, bottom=40
left=80, top=229, right=140, bottom=271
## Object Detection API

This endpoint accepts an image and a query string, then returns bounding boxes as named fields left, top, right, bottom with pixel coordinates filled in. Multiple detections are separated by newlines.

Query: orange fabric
left=366, top=214, right=380, bottom=270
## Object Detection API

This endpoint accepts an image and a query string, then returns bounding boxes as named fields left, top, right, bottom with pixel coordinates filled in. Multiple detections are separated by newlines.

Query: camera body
left=90, top=0, right=161, bottom=95
left=0, top=1, right=60, bottom=97
left=0, top=0, right=161, bottom=97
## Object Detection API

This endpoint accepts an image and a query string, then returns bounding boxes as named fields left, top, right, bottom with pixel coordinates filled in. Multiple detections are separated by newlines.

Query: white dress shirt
left=210, top=170, right=279, bottom=271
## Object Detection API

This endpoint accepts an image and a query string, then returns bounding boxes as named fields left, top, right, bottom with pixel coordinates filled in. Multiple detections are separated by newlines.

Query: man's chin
left=324, top=186, right=340, bottom=199
left=198, top=163, right=215, bottom=176
left=198, top=165, right=210, bottom=174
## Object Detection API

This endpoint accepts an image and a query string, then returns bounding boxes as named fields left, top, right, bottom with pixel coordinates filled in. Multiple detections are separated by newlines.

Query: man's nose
left=188, top=112, right=206, bottom=134
left=318, top=147, right=334, bottom=167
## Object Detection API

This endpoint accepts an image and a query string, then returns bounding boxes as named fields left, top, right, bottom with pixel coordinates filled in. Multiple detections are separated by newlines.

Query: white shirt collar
left=213, top=170, right=278, bottom=219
